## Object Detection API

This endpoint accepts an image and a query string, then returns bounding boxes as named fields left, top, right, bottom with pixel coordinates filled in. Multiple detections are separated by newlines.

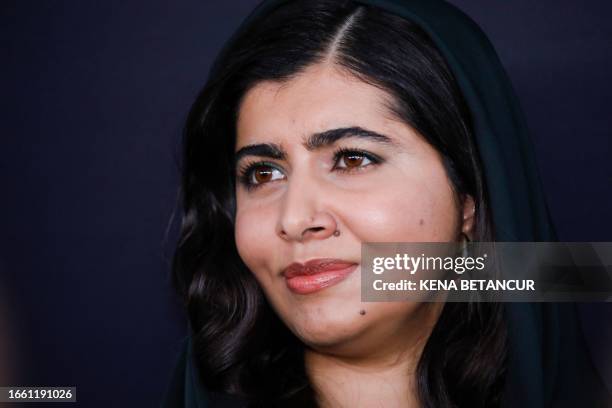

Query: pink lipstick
left=282, top=258, right=358, bottom=295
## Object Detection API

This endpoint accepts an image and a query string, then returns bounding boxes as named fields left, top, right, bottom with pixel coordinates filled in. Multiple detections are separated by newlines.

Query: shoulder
left=161, top=336, right=248, bottom=408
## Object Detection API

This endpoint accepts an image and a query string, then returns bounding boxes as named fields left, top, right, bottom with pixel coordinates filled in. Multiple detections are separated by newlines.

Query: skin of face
left=234, top=62, right=475, bottom=360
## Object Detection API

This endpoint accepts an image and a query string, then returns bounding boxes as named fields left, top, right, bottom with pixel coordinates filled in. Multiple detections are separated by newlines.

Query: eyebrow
left=234, top=126, right=396, bottom=166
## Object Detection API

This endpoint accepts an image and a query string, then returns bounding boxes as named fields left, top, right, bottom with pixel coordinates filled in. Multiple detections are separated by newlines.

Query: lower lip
left=284, top=264, right=358, bottom=295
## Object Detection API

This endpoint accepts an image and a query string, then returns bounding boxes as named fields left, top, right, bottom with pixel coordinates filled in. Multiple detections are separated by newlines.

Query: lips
left=282, top=258, right=358, bottom=294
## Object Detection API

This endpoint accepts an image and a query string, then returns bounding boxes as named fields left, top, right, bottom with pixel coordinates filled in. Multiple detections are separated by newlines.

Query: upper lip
left=282, top=258, right=357, bottom=278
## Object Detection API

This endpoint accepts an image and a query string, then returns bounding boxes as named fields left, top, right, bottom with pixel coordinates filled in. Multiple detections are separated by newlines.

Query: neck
left=304, top=302, right=443, bottom=408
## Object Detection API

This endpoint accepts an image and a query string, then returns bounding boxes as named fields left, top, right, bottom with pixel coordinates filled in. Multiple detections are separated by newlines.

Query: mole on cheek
left=419, top=219, right=424, bottom=226
left=359, top=309, right=366, bottom=315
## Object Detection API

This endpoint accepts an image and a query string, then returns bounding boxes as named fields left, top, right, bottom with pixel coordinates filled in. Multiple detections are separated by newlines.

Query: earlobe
left=461, top=194, right=476, bottom=239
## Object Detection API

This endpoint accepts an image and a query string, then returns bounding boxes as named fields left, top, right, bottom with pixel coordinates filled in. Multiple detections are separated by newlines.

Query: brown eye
left=336, top=152, right=373, bottom=170
left=249, top=165, right=284, bottom=185
left=342, top=154, right=365, bottom=168
left=254, top=166, right=272, bottom=183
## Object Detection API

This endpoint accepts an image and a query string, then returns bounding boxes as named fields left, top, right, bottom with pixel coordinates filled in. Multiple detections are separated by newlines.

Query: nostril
left=302, top=226, right=326, bottom=238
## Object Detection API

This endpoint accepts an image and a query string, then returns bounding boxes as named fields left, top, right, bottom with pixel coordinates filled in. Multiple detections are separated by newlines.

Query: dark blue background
left=1, top=1, right=611, bottom=406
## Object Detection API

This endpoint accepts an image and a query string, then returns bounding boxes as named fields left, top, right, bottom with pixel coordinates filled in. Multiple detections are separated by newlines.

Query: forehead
left=236, top=63, right=396, bottom=148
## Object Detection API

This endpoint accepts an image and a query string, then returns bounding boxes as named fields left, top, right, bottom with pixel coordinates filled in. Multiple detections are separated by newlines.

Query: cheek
left=234, top=200, right=275, bottom=278
left=344, top=166, right=459, bottom=242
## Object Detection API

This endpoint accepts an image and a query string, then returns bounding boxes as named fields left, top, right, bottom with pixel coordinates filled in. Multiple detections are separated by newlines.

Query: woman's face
left=234, top=63, right=475, bottom=357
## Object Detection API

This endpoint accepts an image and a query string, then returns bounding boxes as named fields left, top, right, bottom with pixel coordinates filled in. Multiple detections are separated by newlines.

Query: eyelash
left=237, top=147, right=383, bottom=191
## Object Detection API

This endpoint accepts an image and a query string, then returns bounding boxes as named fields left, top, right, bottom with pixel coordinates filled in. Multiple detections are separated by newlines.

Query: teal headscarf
left=162, top=1, right=609, bottom=406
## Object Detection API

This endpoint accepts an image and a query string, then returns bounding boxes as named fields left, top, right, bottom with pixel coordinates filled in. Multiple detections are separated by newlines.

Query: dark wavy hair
left=172, top=1, right=508, bottom=406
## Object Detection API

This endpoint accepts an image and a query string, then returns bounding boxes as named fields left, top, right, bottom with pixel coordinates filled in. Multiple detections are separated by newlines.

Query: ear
left=461, top=194, right=476, bottom=240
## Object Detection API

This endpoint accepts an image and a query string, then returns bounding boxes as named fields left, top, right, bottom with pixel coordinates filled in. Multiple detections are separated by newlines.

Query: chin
left=266, top=275, right=370, bottom=349
left=287, top=303, right=367, bottom=349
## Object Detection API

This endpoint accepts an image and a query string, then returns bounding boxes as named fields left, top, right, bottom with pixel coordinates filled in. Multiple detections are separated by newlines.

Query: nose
left=276, top=173, right=338, bottom=243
